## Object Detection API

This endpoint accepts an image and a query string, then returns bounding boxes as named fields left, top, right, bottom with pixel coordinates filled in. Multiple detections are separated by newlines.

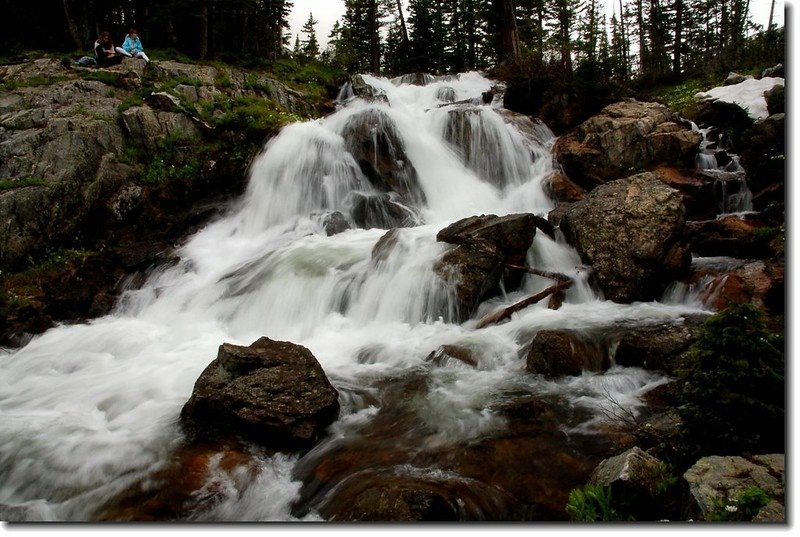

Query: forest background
left=2, top=1, right=785, bottom=98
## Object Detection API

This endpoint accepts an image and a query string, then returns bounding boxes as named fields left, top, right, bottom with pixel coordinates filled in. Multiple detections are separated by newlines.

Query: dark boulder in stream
left=435, top=213, right=546, bottom=321
left=181, top=337, right=340, bottom=449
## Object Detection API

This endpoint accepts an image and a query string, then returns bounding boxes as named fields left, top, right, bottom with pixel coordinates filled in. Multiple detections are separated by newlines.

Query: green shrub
left=566, top=485, right=622, bottom=522
left=140, top=132, right=203, bottom=186
left=212, top=96, right=301, bottom=139
left=677, top=303, right=784, bottom=460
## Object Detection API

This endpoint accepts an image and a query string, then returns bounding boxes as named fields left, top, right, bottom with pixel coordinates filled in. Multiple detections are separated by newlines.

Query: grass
left=79, top=70, right=125, bottom=87
left=0, top=75, right=67, bottom=91
left=211, top=96, right=303, bottom=138
left=646, top=77, right=719, bottom=116
left=0, top=177, right=47, bottom=191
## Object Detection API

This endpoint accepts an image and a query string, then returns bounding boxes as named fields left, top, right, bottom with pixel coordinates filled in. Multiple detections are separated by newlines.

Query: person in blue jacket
left=117, top=28, right=150, bottom=63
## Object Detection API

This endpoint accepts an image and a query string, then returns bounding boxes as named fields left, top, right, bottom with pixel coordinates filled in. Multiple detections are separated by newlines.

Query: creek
left=0, top=72, right=711, bottom=521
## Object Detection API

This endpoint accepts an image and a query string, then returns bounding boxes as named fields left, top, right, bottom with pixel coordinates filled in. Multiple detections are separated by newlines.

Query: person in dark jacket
left=94, top=31, right=123, bottom=67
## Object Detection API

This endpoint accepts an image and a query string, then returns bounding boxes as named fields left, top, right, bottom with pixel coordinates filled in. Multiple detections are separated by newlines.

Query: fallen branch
left=475, top=279, right=574, bottom=329
left=505, top=264, right=571, bottom=282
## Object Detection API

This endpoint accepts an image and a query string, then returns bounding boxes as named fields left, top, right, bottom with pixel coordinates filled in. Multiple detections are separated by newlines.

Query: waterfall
left=690, top=122, right=753, bottom=215
left=0, top=72, right=710, bottom=521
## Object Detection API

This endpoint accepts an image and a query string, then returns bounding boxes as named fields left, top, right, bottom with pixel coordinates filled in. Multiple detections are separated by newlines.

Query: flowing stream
left=0, top=72, right=711, bottom=521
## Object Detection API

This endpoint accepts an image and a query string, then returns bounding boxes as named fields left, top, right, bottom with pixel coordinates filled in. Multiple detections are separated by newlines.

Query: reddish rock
left=545, top=171, right=586, bottom=203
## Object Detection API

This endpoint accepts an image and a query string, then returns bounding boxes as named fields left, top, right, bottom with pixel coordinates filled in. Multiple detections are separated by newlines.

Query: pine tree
left=301, top=12, right=320, bottom=59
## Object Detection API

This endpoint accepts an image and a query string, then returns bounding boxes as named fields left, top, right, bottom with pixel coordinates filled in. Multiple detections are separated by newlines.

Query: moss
left=211, top=96, right=302, bottom=140
left=140, top=132, right=205, bottom=186
left=80, top=70, right=124, bottom=87
left=0, top=75, right=67, bottom=91
left=0, top=177, right=47, bottom=190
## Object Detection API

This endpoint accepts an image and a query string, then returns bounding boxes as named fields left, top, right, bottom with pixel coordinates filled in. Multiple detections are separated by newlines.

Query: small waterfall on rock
left=690, top=122, right=753, bottom=215
left=0, top=73, right=710, bottom=522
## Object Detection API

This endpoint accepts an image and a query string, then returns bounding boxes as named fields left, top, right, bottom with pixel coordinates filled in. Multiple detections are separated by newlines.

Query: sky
left=288, top=0, right=787, bottom=50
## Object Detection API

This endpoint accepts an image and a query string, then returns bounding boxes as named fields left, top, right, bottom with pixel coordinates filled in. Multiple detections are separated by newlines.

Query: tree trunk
left=368, top=0, right=381, bottom=73
left=395, top=0, right=409, bottom=47
left=493, top=0, right=521, bottom=64
left=767, top=0, right=775, bottom=31
left=62, top=0, right=84, bottom=50
left=199, top=2, right=209, bottom=60
left=673, top=0, right=683, bottom=74
left=636, top=0, right=648, bottom=74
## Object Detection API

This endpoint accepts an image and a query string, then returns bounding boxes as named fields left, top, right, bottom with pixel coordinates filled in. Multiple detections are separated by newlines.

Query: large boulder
left=683, top=454, right=785, bottom=521
left=435, top=214, right=544, bottom=321
left=651, top=167, right=719, bottom=220
left=526, top=330, right=608, bottom=378
left=560, top=172, right=691, bottom=303
left=684, top=259, right=784, bottom=315
left=435, top=238, right=505, bottom=322
left=341, top=108, right=424, bottom=205
left=739, top=113, right=784, bottom=207
left=684, top=216, right=778, bottom=260
left=589, top=447, right=668, bottom=521
left=181, top=337, right=340, bottom=448
left=314, top=467, right=515, bottom=521
left=613, top=317, right=705, bottom=375
left=554, top=100, right=701, bottom=190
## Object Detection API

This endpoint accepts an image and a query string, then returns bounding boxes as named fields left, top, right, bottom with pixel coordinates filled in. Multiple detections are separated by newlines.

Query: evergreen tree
left=300, top=12, right=320, bottom=59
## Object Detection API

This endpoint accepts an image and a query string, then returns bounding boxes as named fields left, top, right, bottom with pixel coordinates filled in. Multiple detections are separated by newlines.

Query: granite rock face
left=554, top=100, right=701, bottom=190
left=560, top=172, right=691, bottom=303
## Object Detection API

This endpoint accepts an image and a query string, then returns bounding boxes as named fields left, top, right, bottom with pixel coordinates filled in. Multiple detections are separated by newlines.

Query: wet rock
left=437, top=213, right=545, bottom=259
left=560, top=172, right=691, bottom=303
left=651, top=167, right=718, bottom=220
left=613, top=317, right=705, bottom=375
left=762, top=63, right=784, bottom=78
left=545, top=172, right=586, bottom=203
left=181, top=337, right=340, bottom=448
left=349, top=74, right=386, bottom=100
left=526, top=330, right=607, bottom=378
left=436, top=86, right=457, bottom=103
left=317, top=467, right=515, bottom=522
left=350, top=192, right=416, bottom=230
left=341, top=108, right=425, bottom=205
left=435, top=214, right=545, bottom=318
left=688, top=260, right=784, bottom=315
left=322, top=211, right=350, bottom=236
left=435, top=238, right=505, bottom=322
left=425, top=345, right=479, bottom=368
left=683, top=454, right=785, bottom=521
left=740, top=113, right=784, bottom=207
left=394, top=73, right=434, bottom=86
left=554, top=100, right=701, bottom=190
left=371, top=229, right=401, bottom=264
left=685, top=216, right=777, bottom=259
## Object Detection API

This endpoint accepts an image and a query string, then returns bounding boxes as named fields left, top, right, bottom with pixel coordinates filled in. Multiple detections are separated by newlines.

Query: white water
left=690, top=121, right=753, bottom=215
left=0, top=72, right=710, bottom=521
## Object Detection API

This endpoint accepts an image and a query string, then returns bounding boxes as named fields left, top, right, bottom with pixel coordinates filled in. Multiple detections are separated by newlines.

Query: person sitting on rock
left=94, top=31, right=123, bottom=67
left=118, top=28, right=150, bottom=63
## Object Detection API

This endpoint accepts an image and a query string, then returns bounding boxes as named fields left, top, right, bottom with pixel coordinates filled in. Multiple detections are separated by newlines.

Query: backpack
left=75, top=56, right=97, bottom=67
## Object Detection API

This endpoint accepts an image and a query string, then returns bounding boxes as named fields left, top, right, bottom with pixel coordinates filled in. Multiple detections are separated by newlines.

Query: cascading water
left=690, top=121, right=753, bottom=215
left=0, top=72, right=711, bottom=521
